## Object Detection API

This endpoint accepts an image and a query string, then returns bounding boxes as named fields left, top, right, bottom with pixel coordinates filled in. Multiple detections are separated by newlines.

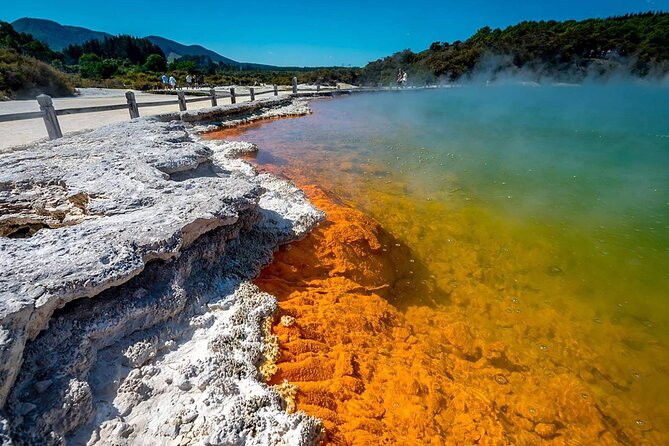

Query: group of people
left=396, top=68, right=408, bottom=87
left=161, top=74, right=201, bottom=91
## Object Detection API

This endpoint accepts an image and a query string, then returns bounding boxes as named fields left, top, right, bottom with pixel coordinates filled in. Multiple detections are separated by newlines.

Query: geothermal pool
left=207, top=84, right=669, bottom=444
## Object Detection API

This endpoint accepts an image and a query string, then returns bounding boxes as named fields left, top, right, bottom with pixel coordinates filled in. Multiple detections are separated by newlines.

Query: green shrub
left=77, top=53, right=121, bottom=79
left=143, top=54, right=167, bottom=73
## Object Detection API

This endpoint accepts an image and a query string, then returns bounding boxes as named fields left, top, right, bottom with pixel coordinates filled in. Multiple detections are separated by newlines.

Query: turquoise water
left=217, top=84, right=669, bottom=441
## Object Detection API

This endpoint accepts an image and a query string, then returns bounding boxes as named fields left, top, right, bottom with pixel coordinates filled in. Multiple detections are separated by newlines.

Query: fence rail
left=0, top=77, right=389, bottom=141
left=56, top=103, right=129, bottom=115
left=135, top=99, right=181, bottom=108
left=0, top=111, right=44, bottom=123
left=184, top=97, right=213, bottom=105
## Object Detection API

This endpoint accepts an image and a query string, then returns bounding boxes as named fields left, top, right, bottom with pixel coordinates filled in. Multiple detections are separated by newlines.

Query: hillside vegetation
left=360, top=12, right=669, bottom=85
left=0, top=22, right=74, bottom=99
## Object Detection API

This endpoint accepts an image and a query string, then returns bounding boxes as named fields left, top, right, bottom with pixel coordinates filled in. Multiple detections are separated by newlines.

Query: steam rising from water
left=242, top=83, right=669, bottom=325
left=217, top=83, right=669, bottom=439
left=461, top=51, right=669, bottom=85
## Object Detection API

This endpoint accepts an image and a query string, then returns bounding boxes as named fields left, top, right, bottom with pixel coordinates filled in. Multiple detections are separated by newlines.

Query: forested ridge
left=359, top=12, right=669, bottom=84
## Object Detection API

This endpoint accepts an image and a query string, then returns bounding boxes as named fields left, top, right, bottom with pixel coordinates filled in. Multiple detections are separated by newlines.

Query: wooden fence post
left=36, top=94, right=62, bottom=140
left=230, top=87, right=236, bottom=104
left=125, top=91, right=140, bottom=119
left=250, top=87, right=255, bottom=101
left=292, top=77, right=298, bottom=94
left=273, top=84, right=278, bottom=96
left=177, top=91, right=187, bottom=111
left=210, top=88, right=217, bottom=106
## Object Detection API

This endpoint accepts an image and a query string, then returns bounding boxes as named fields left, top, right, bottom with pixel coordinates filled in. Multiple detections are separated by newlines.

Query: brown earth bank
left=254, top=176, right=653, bottom=446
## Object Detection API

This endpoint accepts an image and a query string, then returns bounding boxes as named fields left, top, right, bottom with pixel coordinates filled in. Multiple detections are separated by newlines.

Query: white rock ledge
left=0, top=100, right=325, bottom=445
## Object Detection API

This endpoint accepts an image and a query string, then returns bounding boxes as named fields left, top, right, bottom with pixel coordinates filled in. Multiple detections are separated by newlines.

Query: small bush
left=119, top=71, right=162, bottom=90
left=144, top=54, right=167, bottom=73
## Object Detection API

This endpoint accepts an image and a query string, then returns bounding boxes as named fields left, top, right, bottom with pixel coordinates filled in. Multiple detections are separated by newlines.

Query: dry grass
left=0, top=48, right=75, bottom=100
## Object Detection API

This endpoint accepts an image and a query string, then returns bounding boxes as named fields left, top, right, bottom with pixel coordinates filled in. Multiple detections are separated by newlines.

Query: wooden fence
left=0, top=76, right=340, bottom=141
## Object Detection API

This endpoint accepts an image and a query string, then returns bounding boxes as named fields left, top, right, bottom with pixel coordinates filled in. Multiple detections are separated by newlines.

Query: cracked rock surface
left=0, top=109, right=324, bottom=445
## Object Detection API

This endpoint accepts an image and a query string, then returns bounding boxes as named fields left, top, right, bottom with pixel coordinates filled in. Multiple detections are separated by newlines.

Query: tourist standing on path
left=397, top=68, right=404, bottom=88
left=161, top=74, right=168, bottom=91
left=169, top=75, right=177, bottom=91
left=401, top=71, right=408, bottom=87
left=186, top=74, right=193, bottom=89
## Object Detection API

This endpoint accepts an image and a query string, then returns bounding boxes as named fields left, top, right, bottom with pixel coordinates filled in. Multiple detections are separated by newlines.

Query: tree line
left=359, top=12, right=669, bottom=85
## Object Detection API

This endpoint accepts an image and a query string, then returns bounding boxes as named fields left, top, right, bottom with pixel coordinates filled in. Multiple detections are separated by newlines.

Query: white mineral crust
left=0, top=103, right=325, bottom=445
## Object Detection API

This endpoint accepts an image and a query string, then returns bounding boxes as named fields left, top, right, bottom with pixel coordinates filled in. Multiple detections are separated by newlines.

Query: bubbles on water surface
left=494, top=375, right=508, bottom=385
left=635, top=419, right=653, bottom=432
left=640, top=320, right=654, bottom=328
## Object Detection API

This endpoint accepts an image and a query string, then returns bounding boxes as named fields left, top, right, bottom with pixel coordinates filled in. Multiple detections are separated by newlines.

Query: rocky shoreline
left=0, top=98, right=324, bottom=445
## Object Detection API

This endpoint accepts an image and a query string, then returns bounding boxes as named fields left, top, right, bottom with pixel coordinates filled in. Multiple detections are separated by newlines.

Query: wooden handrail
left=0, top=82, right=416, bottom=141
left=56, top=103, right=128, bottom=115
left=136, top=99, right=181, bottom=108
left=184, top=97, right=214, bottom=104
left=0, top=111, right=44, bottom=123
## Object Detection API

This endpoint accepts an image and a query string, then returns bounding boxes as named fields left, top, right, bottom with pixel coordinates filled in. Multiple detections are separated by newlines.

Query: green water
left=227, top=84, right=669, bottom=440
left=255, top=85, right=668, bottom=321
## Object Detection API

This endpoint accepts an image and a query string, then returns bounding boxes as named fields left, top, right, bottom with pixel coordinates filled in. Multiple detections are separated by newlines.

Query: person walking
left=161, top=73, right=168, bottom=91
left=169, top=75, right=177, bottom=91
left=186, top=74, right=193, bottom=89
left=396, top=68, right=403, bottom=88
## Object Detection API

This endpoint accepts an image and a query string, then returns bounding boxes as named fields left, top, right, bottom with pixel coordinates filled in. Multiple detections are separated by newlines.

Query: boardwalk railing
left=0, top=78, right=395, bottom=141
left=0, top=84, right=295, bottom=140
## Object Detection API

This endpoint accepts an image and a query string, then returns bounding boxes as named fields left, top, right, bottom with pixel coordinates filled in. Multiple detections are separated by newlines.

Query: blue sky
left=3, top=0, right=667, bottom=66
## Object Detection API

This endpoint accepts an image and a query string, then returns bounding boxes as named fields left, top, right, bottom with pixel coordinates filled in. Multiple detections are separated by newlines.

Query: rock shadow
left=257, top=184, right=447, bottom=312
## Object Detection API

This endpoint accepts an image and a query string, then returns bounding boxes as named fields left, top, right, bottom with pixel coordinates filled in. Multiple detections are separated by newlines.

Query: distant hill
left=10, top=17, right=246, bottom=66
left=11, top=18, right=111, bottom=51
left=145, top=35, right=238, bottom=65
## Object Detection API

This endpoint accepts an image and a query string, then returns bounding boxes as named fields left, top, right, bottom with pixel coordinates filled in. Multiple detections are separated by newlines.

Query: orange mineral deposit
left=256, top=182, right=642, bottom=446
